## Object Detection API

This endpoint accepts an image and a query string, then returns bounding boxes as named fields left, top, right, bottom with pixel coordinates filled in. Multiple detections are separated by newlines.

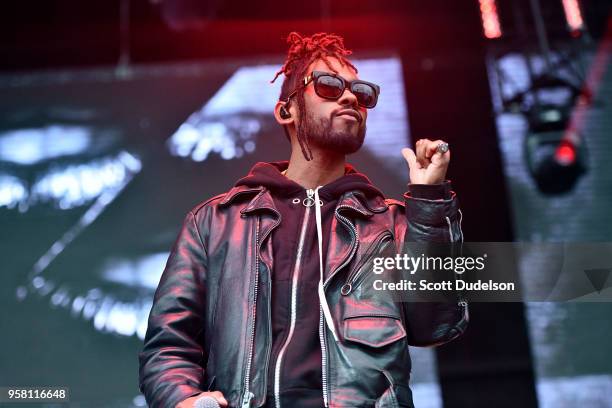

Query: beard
left=297, top=108, right=366, bottom=156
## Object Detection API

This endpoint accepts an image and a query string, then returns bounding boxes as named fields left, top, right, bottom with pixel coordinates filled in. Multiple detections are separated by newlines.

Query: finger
left=401, top=147, right=421, bottom=171
left=424, top=139, right=448, bottom=156
left=416, top=138, right=431, bottom=166
left=428, top=139, right=450, bottom=166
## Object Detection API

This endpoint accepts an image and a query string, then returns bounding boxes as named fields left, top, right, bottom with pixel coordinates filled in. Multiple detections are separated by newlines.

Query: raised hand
left=401, top=138, right=450, bottom=185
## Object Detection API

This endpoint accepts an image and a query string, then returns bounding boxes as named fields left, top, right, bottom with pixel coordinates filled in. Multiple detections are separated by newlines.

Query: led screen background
left=487, top=51, right=612, bottom=406
left=0, top=56, right=446, bottom=407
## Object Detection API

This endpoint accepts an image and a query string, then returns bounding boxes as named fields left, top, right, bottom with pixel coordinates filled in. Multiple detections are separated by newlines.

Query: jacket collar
left=219, top=184, right=388, bottom=217
left=334, top=190, right=388, bottom=217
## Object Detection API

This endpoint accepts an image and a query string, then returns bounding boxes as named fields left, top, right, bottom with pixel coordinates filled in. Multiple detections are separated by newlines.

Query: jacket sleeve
left=394, top=180, right=469, bottom=347
left=138, top=210, right=207, bottom=408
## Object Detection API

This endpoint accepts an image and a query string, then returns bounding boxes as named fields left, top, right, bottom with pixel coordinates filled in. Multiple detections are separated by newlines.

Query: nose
left=337, top=87, right=359, bottom=108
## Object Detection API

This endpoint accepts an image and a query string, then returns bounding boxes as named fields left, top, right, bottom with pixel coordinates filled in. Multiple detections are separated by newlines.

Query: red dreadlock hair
left=271, top=32, right=357, bottom=161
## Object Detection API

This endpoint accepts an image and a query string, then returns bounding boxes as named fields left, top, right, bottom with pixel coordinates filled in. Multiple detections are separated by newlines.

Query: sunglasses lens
left=312, top=72, right=379, bottom=108
left=316, top=75, right=344, bottom=99
left=352, top=83, right=377, bottom=108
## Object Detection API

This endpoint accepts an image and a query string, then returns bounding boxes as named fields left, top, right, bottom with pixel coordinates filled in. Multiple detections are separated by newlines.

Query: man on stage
left=139, top=32, right=468, bottom=408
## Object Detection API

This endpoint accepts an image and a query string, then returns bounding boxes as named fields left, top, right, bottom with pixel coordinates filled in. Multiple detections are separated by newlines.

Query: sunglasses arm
left=284, top=74, right=313, bottom=107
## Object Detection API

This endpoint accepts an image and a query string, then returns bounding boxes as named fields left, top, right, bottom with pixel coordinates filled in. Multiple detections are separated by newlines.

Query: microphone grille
left=193, top=395, right=221, bottom=408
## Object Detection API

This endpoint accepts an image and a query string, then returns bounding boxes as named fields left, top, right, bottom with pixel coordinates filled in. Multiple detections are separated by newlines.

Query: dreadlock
left=271, top=32, right=357, bottom=161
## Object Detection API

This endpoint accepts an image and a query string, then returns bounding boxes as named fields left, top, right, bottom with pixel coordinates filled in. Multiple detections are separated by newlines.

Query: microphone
left=193, top=395, right=221, bottom=408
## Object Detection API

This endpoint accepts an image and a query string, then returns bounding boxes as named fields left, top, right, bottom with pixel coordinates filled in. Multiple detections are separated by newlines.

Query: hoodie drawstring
left=314, top=186, right=340, bottom=342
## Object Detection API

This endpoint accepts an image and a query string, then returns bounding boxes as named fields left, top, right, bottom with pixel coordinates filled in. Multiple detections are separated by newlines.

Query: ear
left=274, top=101, right=295, bottom=126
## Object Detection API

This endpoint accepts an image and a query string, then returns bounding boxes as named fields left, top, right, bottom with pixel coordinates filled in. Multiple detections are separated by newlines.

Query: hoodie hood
left=234, top=161, right=385, bottom=202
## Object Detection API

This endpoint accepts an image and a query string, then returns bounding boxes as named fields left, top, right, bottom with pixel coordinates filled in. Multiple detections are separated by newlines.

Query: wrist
left=408, top=180, right=452, bottom=200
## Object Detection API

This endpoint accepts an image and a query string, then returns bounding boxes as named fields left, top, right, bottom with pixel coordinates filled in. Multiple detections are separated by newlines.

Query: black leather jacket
left=138, top=181, right=468, bottom=408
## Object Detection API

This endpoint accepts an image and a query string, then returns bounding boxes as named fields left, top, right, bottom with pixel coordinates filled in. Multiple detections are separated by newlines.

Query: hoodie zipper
left=273, top=188, right=315, bottom=408
left=341, top=231, right=393, bottom=296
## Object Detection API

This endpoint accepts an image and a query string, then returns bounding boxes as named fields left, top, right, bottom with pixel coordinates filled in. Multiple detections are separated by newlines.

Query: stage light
left=561, top=0, right=585, bottom=36
left=479, top=0, right=502, bottom=39
left=524, top=104, right=587, bottom=195
left=554, top=141, right=576, bottom=165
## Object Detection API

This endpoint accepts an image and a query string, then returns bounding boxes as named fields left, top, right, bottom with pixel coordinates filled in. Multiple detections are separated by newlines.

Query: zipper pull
left=241, top=391, right=254, bottom=408
left=303, top=188, right=316, bottom=207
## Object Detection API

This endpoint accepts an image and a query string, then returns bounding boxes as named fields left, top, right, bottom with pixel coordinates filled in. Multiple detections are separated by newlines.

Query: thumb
left=401, top=147, right=421, bottom=171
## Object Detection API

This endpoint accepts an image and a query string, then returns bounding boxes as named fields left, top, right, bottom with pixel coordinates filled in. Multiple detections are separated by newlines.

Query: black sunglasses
left=286, top=70, right=381, bottom=109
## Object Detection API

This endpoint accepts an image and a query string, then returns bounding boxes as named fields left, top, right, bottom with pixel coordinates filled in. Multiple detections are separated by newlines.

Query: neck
left=284, top=145, right=346, bottom=189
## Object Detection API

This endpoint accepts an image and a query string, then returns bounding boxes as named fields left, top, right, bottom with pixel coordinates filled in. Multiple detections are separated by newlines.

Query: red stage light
left=555, top=143, right=577, bottom=165
left=479, top=0, right=502, bottom=39
left=562, top=0, right=585, bottom=35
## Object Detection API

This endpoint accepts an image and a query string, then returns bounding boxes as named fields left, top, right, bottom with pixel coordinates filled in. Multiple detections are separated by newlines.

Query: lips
left=335, top=109, right=362, bottom=122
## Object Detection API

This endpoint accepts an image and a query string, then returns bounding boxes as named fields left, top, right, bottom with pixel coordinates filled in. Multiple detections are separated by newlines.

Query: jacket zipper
left=241, top=218, right=260, bottom=408
left=319, top=204, right=361, bottom=407
left=261, top=264, right=274, bottom=407
left=323, top=205, right=364, bottom=288
left=242, top=208, right=281, bottom=408
left=258, top=211, right=281, bottom=408
left=341, top=232, right=393, bottom=296
left=273, top=188, right=315, bottom=408
left=318, top=309, right=329, bottom=407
